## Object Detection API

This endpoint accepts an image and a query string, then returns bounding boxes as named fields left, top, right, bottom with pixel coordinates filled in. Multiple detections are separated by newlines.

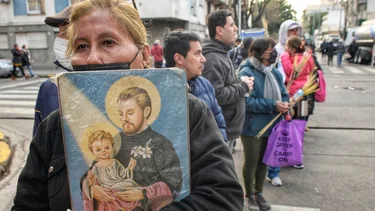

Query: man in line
left=202, top=10, right=253, bottom=153
left=164, top=30, right=236, bottom=142
left=151, top=39, right=164, bottom=68
left=33, top=6, right=72, bottom=136
left=229, top=38, right=243, bottom=69
left=275, top=20, right=302, bottom=83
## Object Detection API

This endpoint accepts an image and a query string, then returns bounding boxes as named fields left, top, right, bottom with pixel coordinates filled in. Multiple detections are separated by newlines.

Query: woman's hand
left=115, top=187, right=144, bottom=201
left=93, top=185, right=115, bottom=202
left=276, top=101, right=289, bottom=113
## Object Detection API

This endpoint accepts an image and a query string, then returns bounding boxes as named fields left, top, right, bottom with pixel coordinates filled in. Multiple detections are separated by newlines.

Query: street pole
left=312, top=13, right=316, bottom=37
left=239, top=0, right=242, bottom=38
left=339, top=3, right=342, bottom=37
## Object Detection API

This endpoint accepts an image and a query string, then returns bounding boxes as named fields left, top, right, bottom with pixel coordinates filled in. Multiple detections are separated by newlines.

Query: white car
left=0, top=59, right=13, bottom=77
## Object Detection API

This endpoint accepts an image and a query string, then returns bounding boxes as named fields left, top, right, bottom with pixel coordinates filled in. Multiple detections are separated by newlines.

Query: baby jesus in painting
left=82, top=130, right=141, bottom=211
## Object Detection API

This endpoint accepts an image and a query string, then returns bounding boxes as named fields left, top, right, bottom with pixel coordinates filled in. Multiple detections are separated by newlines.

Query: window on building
left=26, top=0, right=45, bottom=15
left=16, top=32, right=47, bottom=49
left=0, top=34, right=9, bottom=49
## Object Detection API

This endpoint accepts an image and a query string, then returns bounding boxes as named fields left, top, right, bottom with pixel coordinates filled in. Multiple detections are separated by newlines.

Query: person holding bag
left=281, top=36, right=315, bottom=169
left=238, top=38, right=289, bottom=211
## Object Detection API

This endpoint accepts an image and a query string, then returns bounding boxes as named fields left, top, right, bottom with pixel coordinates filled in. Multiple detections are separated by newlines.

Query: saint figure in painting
left=82, top=87, right=182, bottom=211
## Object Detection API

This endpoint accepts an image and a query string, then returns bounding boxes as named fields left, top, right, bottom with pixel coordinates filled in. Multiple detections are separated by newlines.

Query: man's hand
left=93, top=185, right=115, bottom=202
left=115, top=187, right=144, bottom=202
left=276, top=101, right=289, bottom=113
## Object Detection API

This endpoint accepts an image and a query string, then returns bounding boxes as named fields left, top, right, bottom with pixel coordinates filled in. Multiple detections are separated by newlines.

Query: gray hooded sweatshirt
left=202, top=38, right=249, bottom=140
left=275, top=20, right=302, bottom=82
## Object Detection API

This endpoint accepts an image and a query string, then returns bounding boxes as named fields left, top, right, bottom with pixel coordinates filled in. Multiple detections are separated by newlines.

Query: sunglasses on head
left=125, top=0, right=137, bottom=10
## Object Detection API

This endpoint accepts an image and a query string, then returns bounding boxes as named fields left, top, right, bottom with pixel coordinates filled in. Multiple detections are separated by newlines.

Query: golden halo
left=80, top=122, right=121, bottom=163
left=105, top=76, right=161, bottom=129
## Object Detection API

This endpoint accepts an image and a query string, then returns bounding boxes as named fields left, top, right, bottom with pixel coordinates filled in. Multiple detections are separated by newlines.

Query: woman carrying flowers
left=238, top=38, right=290, bottom=211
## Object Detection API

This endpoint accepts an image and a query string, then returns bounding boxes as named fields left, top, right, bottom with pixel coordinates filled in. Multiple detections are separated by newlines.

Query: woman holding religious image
left=238, top=38, right=290, bottom=211
left=11, top=0, right=243, bottom=211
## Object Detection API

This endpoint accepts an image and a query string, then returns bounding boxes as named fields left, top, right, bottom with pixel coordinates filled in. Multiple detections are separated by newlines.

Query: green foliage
left=231, top=0, right=296, bottom=37
left=302, top=11, right=327, bottom=36
left=265, top=0, right=297, bottom=37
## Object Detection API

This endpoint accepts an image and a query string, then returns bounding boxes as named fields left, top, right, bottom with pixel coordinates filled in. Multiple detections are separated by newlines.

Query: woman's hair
left=249, top=38, right=276, bottom=61
left=286, top=36, right=305, bottom=53
left=66, top=0, right=148, bottom=56
left=88, top=130, right=114, bottom=152
left=242, top=37, right=253, bottom=58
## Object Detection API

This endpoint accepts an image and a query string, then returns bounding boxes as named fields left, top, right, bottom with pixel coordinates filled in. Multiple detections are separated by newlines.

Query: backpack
left=315, top=70, right=326, bottom=102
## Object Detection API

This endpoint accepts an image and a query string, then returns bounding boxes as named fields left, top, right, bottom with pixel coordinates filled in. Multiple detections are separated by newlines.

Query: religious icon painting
left=57, top=68, right=190, bottom=211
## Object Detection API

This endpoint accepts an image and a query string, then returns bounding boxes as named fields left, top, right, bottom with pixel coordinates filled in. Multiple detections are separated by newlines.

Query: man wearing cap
left=275, top=20, right=302, bottom=83
left=33, top=6, right=72, bottom=136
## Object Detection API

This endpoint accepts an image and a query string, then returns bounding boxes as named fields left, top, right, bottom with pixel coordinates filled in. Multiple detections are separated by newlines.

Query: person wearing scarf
left=238, top=38, right=290, bottom=211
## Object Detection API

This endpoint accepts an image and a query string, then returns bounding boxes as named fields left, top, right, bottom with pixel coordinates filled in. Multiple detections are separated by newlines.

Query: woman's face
left=262, top=46, right=273, bottom=62
left=70, top=9, right=149, bottom=68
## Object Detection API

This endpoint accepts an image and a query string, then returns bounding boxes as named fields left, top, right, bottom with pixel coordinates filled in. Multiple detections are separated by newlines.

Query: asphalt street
left=0, top=61, right=374, bottom=211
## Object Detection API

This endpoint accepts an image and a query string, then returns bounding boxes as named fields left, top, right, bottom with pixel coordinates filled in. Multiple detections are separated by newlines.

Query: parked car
left=0, top=59, right=13, bottom=77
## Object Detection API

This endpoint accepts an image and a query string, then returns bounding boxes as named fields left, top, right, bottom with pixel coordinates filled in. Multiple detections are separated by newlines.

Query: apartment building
left=0, top=0, right=78, bottom=68
left=0, top=0, right=228, bottom=68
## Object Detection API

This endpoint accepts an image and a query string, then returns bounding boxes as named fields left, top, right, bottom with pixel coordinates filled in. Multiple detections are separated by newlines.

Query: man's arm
left=202, top=54, right=249, bottom=106
left=161, top=94, right=243, bottom=211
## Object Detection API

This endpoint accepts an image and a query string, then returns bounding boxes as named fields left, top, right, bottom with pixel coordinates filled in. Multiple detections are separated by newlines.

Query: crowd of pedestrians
left=11, top=1, right=326, bottom=211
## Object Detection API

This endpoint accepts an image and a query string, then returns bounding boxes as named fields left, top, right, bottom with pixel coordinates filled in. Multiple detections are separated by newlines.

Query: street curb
left=0, top=132, right=12, bottom=179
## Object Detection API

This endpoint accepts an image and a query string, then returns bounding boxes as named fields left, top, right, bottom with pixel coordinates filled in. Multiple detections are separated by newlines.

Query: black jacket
left=11, top=49, right=23, bottom=64
left=12, top=94, right=244, bottom=211
left=326, top=43, right=336, bottom=57
left=202, top=38, right=248, bottom=140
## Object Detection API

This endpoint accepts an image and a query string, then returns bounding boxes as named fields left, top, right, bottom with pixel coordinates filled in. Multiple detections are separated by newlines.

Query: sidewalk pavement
left=233, top=140, right=321, bottom=211
left=0, top=131, right=11, bottom=177
left=0, top=123, right=31, bottom=211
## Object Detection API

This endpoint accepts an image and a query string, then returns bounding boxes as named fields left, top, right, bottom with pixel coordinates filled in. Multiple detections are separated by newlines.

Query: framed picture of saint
left=58, top=69, right=190, bottom=211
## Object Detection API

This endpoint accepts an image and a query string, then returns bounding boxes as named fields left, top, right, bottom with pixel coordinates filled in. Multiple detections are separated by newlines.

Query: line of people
left=11, top=1, right=322, bottom=211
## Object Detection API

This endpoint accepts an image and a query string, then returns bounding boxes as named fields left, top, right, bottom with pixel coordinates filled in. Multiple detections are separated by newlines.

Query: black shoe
left=254, top=194, right=271, bottom=211
left=244, top=196, right=260, bottom=211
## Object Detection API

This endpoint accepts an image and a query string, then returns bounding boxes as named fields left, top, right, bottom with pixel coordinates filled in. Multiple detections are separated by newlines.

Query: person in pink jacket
left=280, top=36, right=315, bottom=169
left=281, top=36, right=315, bottom=98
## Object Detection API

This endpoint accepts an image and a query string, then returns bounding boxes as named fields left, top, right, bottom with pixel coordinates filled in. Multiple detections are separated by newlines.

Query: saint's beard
left=122, top=120, right=144, bottom=136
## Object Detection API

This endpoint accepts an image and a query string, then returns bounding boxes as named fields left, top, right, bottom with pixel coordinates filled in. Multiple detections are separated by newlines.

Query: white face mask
left=53, top=37, right=72, bottom=70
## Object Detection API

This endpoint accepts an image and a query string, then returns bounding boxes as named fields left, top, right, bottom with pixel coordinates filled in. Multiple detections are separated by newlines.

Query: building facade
left=0, top=0, right=77, bottom=68
left=0, top=0, right=228, bottom=68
